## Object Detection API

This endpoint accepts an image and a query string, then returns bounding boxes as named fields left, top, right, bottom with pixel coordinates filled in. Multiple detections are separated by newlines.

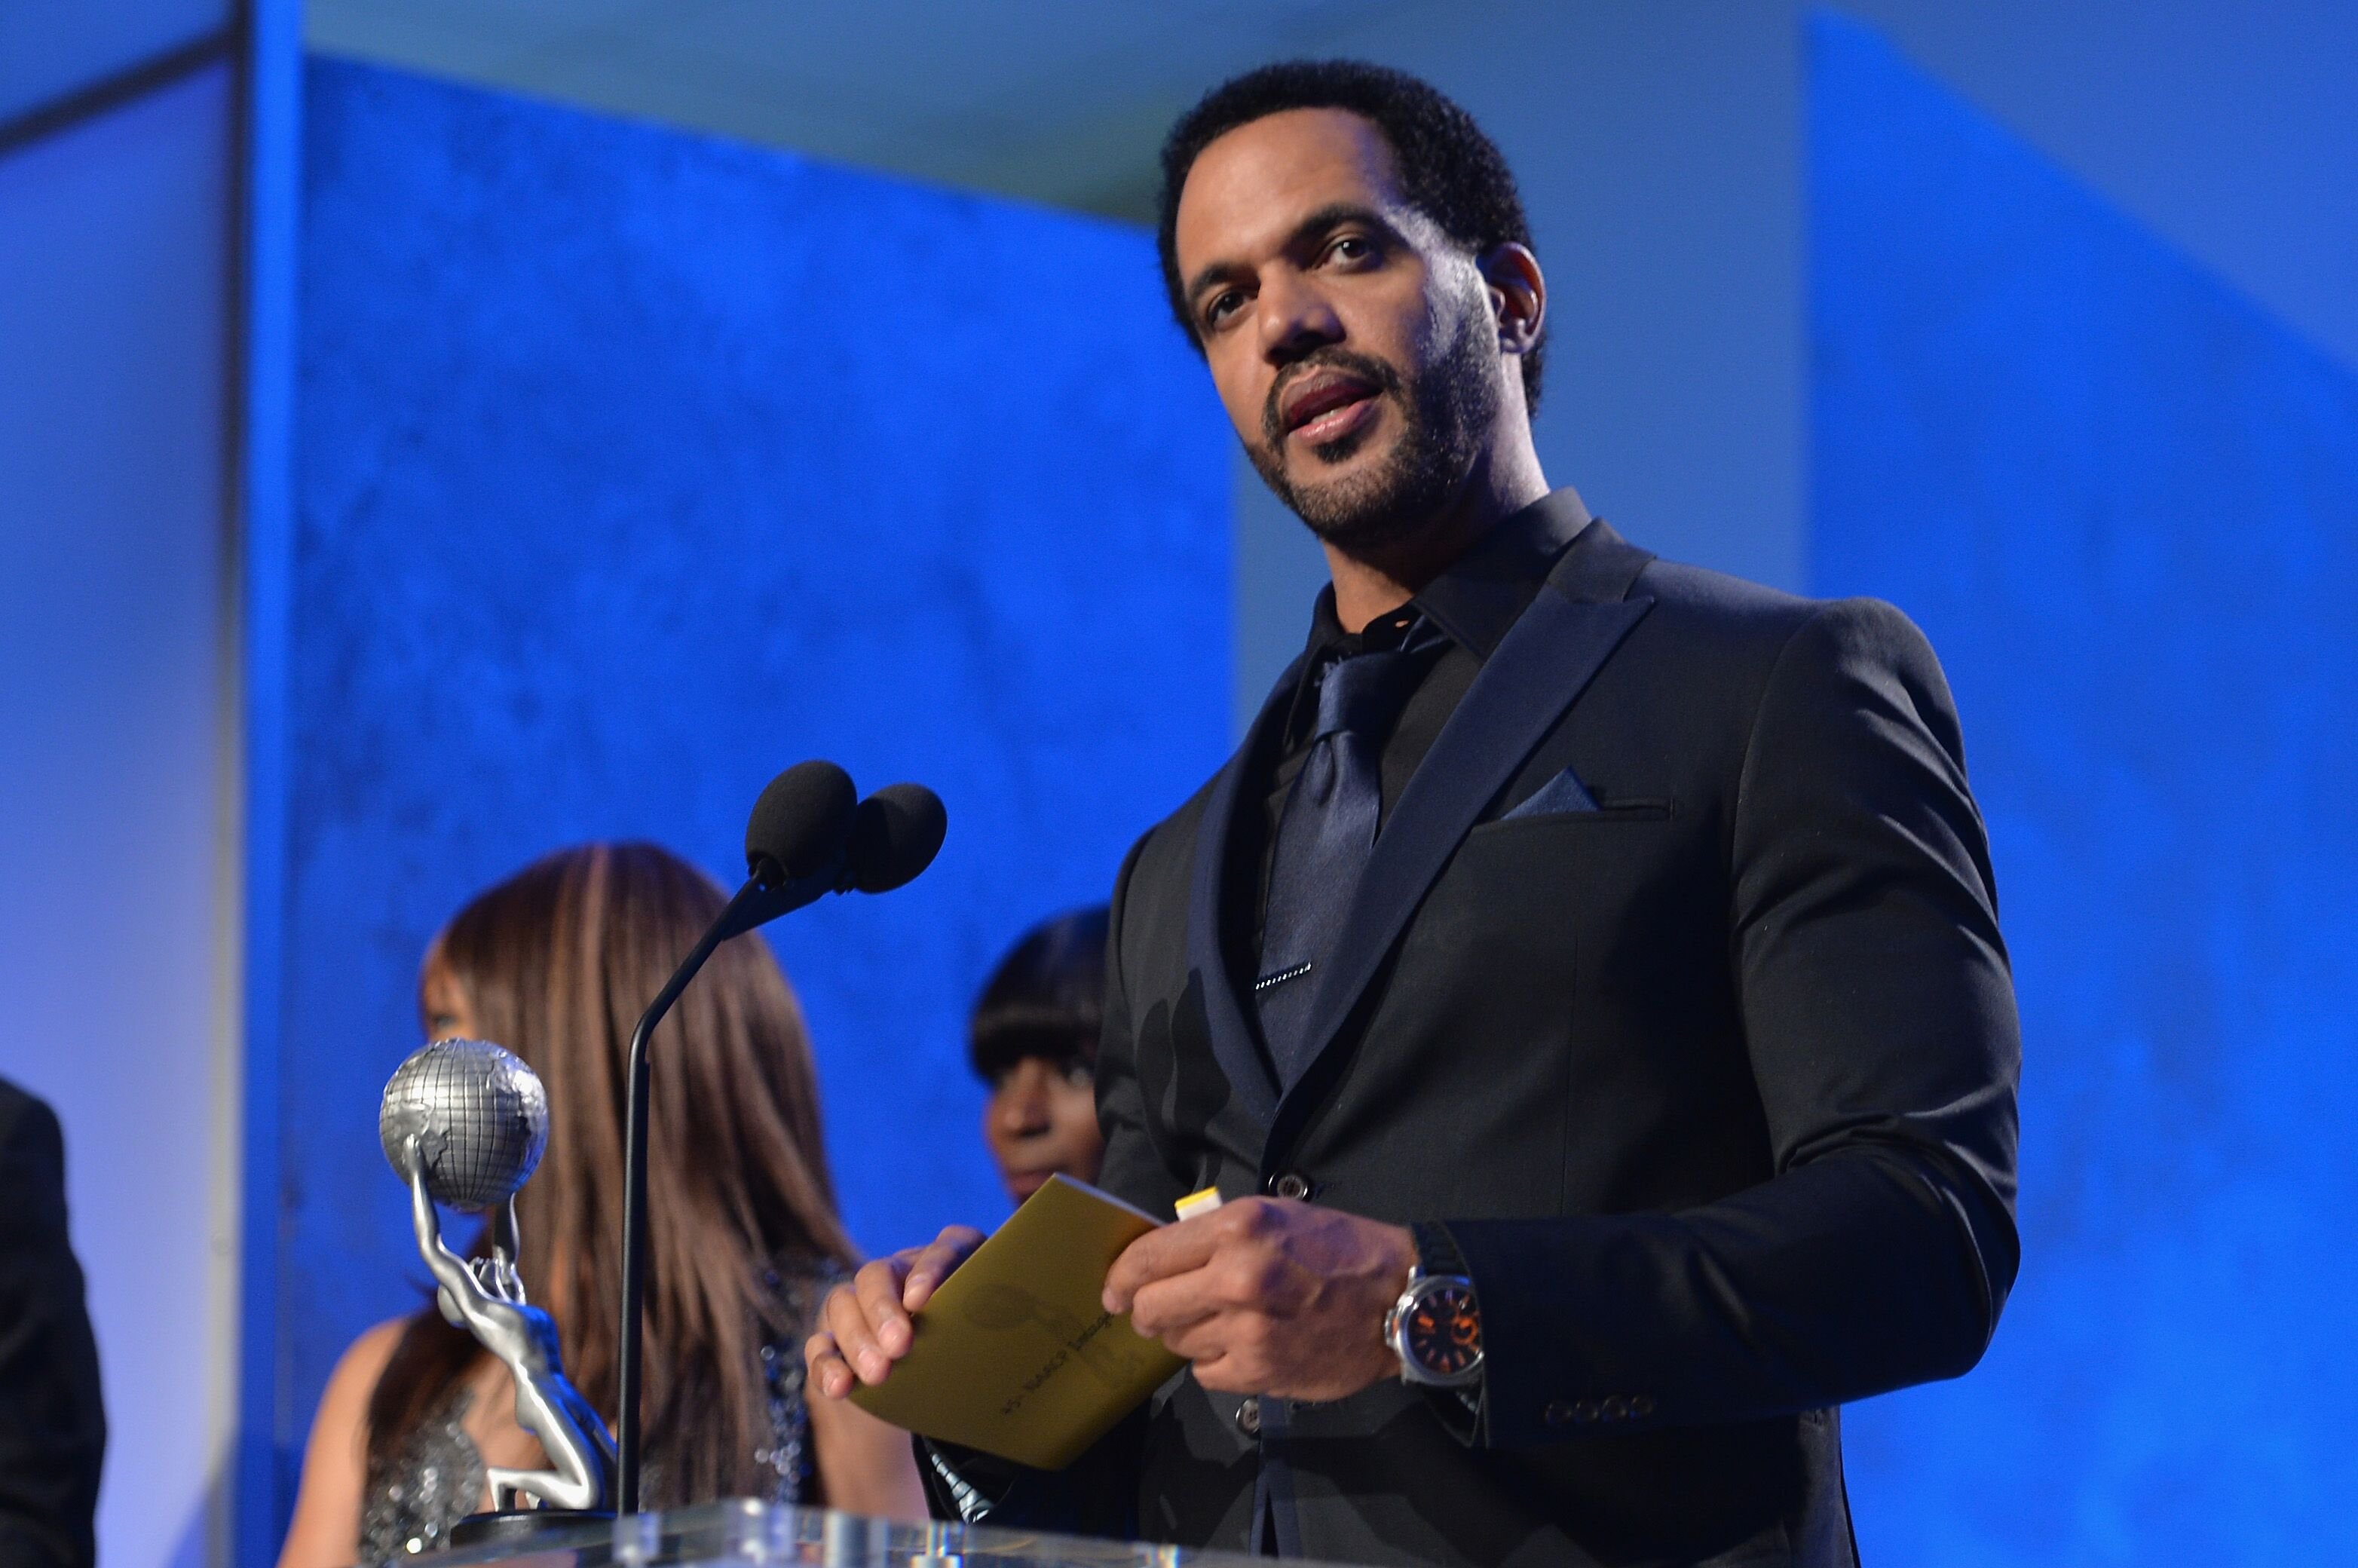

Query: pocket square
left=1502, top=767, right=1598, bottom=819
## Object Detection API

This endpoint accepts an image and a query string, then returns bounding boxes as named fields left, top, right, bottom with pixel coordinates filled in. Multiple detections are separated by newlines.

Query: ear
left=1478, top=242, right=1546, bottom=358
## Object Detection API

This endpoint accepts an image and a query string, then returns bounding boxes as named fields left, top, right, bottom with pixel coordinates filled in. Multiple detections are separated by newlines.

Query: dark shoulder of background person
left=0, top=1080, right=105, bottom=1568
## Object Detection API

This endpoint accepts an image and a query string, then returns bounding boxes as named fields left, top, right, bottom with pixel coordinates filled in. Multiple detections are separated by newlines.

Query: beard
left=1248, top=305, right=1501, bottom=553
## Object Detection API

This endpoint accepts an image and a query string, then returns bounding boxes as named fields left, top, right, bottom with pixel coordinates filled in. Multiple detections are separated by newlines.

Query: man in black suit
left=811, top=60, right=2019, bottom=1566
left=0, top=1079, right=105, bottom=1568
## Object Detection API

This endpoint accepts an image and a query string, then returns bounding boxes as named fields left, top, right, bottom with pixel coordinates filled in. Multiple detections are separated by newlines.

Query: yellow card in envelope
left=849, top=1174, right=1184, bottom=1469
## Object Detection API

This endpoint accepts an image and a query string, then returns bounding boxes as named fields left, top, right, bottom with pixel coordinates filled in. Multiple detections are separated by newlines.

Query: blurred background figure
left=276, top=844, right=921, bottom=1567
left=971, top=908, right=1111, bottom=1205
left=0, top=1080, right=104, bottom=1568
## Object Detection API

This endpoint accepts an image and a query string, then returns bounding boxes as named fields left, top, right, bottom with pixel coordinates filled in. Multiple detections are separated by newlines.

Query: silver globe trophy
left=380, top=1039, right=616, bottom=1539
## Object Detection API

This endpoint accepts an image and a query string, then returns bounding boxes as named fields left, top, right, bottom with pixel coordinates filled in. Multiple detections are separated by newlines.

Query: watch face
left=1406, top=1282, right=1483, bottom=1377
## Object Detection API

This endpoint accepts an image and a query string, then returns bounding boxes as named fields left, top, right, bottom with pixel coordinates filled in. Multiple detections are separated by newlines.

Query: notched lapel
left=1269, top=525, right=1657, bottom=1155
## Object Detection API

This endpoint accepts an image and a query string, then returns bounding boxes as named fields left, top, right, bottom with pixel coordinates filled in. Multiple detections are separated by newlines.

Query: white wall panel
left=0, top=65, right=236, bottom=1568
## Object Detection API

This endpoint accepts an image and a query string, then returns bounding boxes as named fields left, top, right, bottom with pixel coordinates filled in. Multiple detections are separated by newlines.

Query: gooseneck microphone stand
left=612, top=768, right=945, bottom=1515
left=614, top=855, right=843, bottom=1513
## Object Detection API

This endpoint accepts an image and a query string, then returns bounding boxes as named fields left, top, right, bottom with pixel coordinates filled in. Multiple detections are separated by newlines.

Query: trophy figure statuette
left=379, top=1038, right=617, bottom=1530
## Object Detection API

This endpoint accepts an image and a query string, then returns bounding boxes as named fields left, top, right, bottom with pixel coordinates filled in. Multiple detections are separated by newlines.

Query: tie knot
left=1314, top=646, right=1422, bottom=743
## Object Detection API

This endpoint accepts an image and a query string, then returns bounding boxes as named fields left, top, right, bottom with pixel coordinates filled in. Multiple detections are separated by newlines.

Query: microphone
left=614, top=763, right=945, bottom=1514
left=745, top=759, right=859, bottom=884
left=845, top=782, right=948, bottom=893
left=697, top=761, right=862, bottom=942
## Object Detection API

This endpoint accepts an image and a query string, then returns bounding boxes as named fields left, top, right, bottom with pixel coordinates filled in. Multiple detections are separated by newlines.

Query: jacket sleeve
left=1444, top=597, right=2022, bottom=1446
left=0, top=1089, right=106, bottom=1568
left=1092, top=831, right=1190, bottom=1221
left=915, top=830, right=1164, bottom=1531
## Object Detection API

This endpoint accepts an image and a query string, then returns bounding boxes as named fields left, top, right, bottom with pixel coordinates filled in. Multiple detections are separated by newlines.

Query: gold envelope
left=850, top=1174, right=1185, bottom=1469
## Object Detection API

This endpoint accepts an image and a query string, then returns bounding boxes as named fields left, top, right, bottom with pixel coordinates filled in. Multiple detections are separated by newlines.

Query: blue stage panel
left=1812, top=16, right=2358, bottom=1563
left=282, top=57, right=1230, bottom=1471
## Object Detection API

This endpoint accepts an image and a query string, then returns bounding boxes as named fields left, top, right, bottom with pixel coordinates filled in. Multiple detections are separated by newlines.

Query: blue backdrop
left=273, top=57, right=1231, bottom=1500
left=1813, top=17, right=2358, bottom=1563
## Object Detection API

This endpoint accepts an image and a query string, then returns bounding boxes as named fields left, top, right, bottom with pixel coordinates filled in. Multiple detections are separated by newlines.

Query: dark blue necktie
left=1254, top=632, right=1435, bottom=1089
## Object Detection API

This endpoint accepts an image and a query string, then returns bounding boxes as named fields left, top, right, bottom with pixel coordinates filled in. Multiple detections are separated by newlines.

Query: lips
left=1279, top=369, right=1380, bottom=436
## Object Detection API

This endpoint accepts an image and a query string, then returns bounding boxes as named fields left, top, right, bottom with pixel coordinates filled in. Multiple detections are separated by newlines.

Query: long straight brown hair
left=366, top=842, right=856, bottom=1505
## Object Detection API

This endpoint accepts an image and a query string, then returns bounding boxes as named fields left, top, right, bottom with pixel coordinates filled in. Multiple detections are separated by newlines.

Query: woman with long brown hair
left=279, top=844, right=923, bottom=1566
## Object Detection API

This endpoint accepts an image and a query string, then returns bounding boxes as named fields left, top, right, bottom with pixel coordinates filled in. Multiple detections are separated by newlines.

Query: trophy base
left=448, top=1508, right=616, bottom=1549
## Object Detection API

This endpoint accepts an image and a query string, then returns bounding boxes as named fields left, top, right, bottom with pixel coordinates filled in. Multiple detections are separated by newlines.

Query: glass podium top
left=400, top=1499, right=1343, bottom=1567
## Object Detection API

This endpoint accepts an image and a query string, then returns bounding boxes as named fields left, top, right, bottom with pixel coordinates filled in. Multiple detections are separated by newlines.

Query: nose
left=1257, top=268, right=1343, bottom=366
left=996, top=1073, right=1051, bottom=1138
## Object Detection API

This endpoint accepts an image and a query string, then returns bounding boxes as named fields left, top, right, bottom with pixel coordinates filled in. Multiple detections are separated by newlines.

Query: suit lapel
left=1184, top=657, right=1302, bottom=1129
left=1266, top=522, right=1657, bottom=1159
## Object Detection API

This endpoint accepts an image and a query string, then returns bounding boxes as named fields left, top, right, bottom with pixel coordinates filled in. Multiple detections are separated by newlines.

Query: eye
left=1202, top=287, right=1245, bottom=329
left=1061, top=1061, right=1096, bottom=1089
left=1325, top=233, right=1376, bottom=265
left=427, top=1013, right=463, bottom=1040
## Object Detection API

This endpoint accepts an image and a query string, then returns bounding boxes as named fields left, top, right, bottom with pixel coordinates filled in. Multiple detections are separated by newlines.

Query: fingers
left=804, top=1328, right=856, bottom=1401
left=816, top=1260, right=907, bottom=1388
left=1140, top=1288, right=1276, bottom=1392
left=1111, top=1202, right=1410, bottom=1403
left=1125, top=1269, right=1222, bottom=1343
left=1187, top=1350, right=1251, bottom=1395
left=1125, top=1227, right=1291, bottom=1345
left=1106, top=1201, right=1266, bottom=1312
left=1116, top=1200, right=1289, bottom=1348
left=902, top=1225, right=985, bottom=1314
left=807, top=1227, right=985, bottom=1397
left=851, top=1257, right=916, bottom=1366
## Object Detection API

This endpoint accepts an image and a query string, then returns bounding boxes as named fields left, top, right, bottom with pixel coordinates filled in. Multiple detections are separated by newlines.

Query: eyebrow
left=1183, top=201, right=1397, bottom=311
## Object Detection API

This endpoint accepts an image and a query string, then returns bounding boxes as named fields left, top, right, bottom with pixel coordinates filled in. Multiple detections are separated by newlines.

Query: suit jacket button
left=1235, top=1397, right=1263, bottom=1437
left=1631, top=1394, right=1655, bottom=1416
left=1544, top=1401, right=1577, bottom=1427
left=1600, top=1395, right=1630, bottom=1420
left=1267, top=1171, right=1312, bottom=1201
left=1573, top=1399, right=1600, bottom=1423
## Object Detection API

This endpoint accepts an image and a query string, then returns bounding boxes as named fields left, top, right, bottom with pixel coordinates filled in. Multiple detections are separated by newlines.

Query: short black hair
left=969, top=906, right=1111, bottom=1083
left=1155, top=59, right=1544, bottom=409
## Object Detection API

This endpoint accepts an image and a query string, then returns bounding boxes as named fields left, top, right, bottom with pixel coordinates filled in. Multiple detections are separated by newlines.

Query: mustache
left=1261, top=348, right=1404, bottom=450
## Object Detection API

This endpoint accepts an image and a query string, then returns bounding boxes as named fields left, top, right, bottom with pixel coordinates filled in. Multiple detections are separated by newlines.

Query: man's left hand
left=1102, top=1197, right=1415, bottom=1400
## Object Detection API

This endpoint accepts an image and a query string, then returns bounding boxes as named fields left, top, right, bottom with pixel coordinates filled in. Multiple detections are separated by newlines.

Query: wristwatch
left=1383, top=1223, right=1484, bottom=1387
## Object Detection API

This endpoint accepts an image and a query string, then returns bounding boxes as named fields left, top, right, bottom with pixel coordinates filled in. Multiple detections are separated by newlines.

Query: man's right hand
left=805, top=1225, right=985, bottom=1401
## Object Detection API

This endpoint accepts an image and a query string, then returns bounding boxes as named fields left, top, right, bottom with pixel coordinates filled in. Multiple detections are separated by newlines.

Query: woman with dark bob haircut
left=279, top=843, right=922, bottom=1566
left=970, top=905, right=1111, bottom=1205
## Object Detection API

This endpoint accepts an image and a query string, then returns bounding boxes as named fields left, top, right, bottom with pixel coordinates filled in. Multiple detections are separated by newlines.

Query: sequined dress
left=357, top=1260, right=842, bottom=1562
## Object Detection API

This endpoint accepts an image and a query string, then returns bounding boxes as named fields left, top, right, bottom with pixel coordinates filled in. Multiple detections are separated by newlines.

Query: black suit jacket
left=938, top=519, right=2019, bottom=1566
left=0, top=1082, right=105, bottom=1568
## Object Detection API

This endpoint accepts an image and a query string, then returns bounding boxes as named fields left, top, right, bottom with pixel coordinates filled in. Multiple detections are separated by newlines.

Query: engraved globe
left=378, top=1037, right=549, bottom=1211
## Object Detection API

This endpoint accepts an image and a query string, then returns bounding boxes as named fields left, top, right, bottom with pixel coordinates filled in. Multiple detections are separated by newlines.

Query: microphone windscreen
left=847, top=782, right=948, bottom=893
left=746, top=761, right=858, bottom=882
